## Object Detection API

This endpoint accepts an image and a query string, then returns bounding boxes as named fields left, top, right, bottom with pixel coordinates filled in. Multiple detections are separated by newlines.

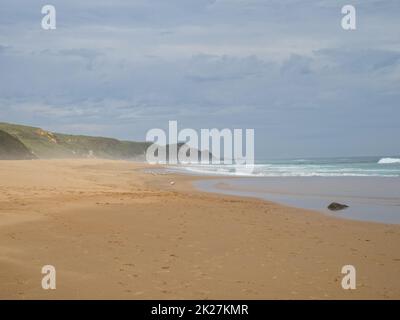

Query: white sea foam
left=170, top=163, right=399, bottom=177
left=378, top=157, right=400, bottom=164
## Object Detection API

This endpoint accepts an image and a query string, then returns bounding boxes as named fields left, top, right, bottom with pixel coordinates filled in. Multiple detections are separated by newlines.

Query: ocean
left=173, top=156, right=400, bottom=177
left=165, top=156, right=400, bottom=224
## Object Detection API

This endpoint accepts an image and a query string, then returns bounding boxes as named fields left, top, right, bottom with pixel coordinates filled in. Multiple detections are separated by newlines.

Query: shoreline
left=191, top=176, right=400, bottom=225
left=0, top=159, right=399, bottom=299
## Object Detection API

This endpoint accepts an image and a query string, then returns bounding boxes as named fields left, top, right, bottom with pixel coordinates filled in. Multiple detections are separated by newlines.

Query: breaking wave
left=170, top=162, right=400, bottom=177
left=378, top=158, right=400, bottom=164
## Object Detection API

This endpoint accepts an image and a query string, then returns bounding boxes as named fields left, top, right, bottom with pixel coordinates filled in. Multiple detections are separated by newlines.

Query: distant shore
left=0, top=159, right=399, bottom=299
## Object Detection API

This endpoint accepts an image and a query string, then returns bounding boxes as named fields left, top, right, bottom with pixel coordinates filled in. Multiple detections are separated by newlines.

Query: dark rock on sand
left=328, top=202, right=349, bottom=211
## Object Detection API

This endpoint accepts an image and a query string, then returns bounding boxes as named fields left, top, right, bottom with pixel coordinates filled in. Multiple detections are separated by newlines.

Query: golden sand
left=0, top=159, right=399, bottom=299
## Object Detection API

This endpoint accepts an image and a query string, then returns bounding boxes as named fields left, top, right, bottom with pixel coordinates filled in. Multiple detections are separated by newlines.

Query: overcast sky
left=0, top=0, right=399, bottom=158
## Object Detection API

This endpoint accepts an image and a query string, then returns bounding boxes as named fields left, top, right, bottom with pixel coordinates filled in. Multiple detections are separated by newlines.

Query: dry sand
left=0, top=159, right=399, bottom=299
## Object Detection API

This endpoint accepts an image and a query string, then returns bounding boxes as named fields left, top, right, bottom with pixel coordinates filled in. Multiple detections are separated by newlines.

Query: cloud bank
left=0, top=0, right=399, bottom=157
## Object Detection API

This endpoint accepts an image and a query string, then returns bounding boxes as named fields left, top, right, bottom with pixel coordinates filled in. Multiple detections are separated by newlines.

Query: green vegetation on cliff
left=0, top=122, right=150, bottom=160
left=0, top=129, right=36, bottom=160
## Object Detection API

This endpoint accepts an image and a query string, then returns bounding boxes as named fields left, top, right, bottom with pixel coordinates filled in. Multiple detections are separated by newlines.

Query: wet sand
left=0, top=159, right=399, bottom=299
left=194, top=177, right=400, bottom=224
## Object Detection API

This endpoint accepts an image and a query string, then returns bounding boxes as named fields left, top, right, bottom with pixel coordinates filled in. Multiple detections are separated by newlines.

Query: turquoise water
left=163, top=156, right=400, bottom=224
left=174, top=156, right=400, bottom=177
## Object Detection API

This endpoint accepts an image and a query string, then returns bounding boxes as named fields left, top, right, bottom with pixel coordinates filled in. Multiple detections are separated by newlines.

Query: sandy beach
left=0, top=159, right=399, bottom=299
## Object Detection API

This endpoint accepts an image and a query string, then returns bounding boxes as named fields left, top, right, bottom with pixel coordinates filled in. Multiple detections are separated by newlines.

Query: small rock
left=327, top=202, right=349, bottom=211
left=170, top=181, right=175, bottom=185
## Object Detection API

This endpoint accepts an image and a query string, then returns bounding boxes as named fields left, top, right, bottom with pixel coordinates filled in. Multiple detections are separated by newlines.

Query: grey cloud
left=280, top=54, right=313, bottom=75
left=0, top=0, right=399, bottom=157
left=185, top=54, right=268, bottom=82
left=0, top=44, right=10, bottom=54
left=316, top=48, right=400, bottom=72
